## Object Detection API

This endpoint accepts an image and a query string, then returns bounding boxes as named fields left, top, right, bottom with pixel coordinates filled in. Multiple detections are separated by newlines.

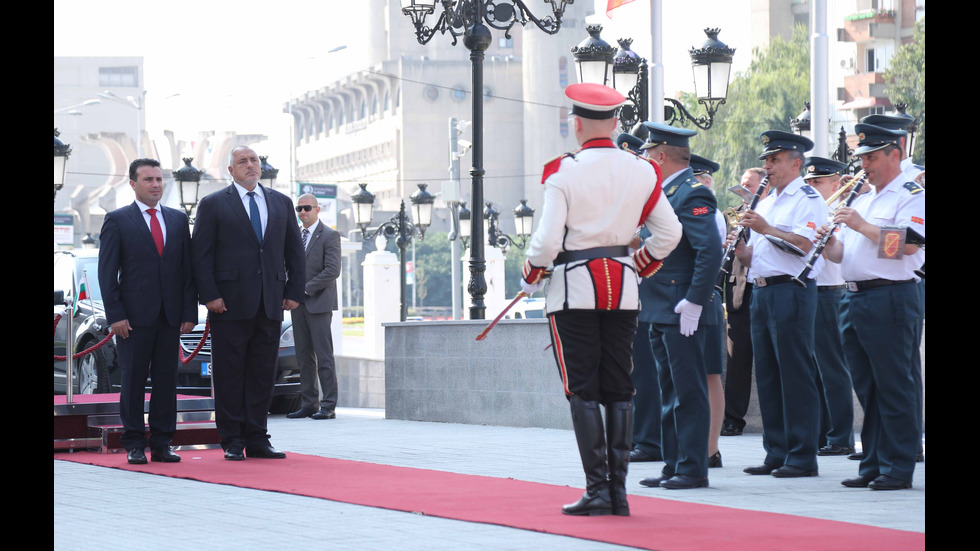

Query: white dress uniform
left=525, top=142, right=681, bottom=314
left=745, top=176, right=828, bottom=282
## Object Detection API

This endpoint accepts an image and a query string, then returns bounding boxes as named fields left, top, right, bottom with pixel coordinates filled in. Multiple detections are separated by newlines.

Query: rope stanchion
left=53, top=313, right=211, bottom=364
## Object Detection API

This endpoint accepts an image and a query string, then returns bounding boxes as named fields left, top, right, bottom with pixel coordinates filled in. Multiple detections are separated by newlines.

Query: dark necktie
left=147, top=208, right=164, bottom=256
left=302, top=228, right=310, bottom=249
left=247, top=191, right=262, bottom=244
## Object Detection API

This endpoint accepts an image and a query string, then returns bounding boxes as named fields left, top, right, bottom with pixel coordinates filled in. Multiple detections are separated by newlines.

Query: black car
left=53, top=249, right=302, bottom=412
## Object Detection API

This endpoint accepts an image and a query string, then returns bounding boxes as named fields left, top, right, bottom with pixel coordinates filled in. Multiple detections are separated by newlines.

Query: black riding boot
left=562, top=396, right=613, bottom=516
left=605, top=401, right=633, bottom=516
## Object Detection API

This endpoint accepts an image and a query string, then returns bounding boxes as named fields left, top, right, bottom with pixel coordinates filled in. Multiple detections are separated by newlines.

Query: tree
left=680, top=24, right=811, bottom=211
left=884, top=17, right=925, bottom=166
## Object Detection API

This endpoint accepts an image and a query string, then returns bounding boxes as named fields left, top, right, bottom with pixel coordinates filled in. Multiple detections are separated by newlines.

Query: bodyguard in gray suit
left=287, top=193, right=342, bottom=420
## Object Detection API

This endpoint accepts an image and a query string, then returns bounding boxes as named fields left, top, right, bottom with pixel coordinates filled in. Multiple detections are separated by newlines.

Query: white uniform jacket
left=524, top=139, right=682, bottom=314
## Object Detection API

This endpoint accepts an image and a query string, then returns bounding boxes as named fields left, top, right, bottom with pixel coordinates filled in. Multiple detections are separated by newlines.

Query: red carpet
left=55, top=449, right=923, bottom=550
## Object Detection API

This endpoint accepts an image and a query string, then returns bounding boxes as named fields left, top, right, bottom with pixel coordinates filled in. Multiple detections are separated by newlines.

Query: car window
left=75, top=256, right=103, bottom=301
left=53, top=254, right=75, bottom=299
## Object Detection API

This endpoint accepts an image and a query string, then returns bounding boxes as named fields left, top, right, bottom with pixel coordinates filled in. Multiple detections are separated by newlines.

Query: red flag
left=607, top=0, right=636, bottom=17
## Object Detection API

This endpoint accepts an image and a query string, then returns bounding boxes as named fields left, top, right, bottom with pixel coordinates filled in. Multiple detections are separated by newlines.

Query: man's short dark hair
left=129, top=158, right=162, bottom=182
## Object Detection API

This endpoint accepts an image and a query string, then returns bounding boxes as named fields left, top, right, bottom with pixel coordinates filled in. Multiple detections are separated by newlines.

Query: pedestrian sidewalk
left=53, top=407, right=924, bottom=550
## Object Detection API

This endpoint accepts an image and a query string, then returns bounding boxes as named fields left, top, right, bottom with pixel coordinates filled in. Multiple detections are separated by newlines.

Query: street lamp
left=484, top=199, right=534, bottom=251
left=173, top=157, right=203, bottom=221
left=790, top=102, right=812, bottom=138
left=663, top=28, right=735, bottom=130
left=351, top=182, right=435, bottom=322
left=399, top=0, right=574, bottom=320
left=573, top=26, right=734, bottom=131
left=54, top=128, right=71, bottom=203
left=260, top=156, right=279, bottom=190
left=98, top=90, right=145, bottom=156
left=456, top=201, right=472, bottom=248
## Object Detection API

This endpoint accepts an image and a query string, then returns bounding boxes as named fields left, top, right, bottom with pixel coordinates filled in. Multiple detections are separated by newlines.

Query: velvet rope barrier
left=53, top=313, right=210, bottom=364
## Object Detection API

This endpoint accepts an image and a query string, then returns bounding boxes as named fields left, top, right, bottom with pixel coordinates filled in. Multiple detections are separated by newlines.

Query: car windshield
left=74, top=256, right=103, bottom=301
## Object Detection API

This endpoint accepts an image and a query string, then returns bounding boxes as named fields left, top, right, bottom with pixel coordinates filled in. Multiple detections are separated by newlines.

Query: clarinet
left=791, top=172, right=869, bottom=287
left=716, top=175, right=770, bottom=291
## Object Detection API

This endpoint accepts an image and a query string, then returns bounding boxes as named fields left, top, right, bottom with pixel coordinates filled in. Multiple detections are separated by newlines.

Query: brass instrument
left=716, top=175, right=770, bottom=291
left=824, top=170, right=864, bottom=208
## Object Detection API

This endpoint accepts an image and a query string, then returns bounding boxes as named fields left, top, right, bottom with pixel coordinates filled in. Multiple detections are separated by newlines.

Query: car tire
left=76, top=340, right=110, bottom=394
left=269, top=394, right=302, bottom=414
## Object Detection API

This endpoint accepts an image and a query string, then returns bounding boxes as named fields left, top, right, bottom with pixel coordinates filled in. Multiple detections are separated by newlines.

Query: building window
left=99, top=66, right=139, bottom=88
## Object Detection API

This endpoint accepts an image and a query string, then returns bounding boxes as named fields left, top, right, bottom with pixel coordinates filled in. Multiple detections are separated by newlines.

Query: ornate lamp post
left=351, top=182, right=435, bottom=322
left=259, top=155, right=279, bottom=190
left=790, top=102, right=812, bottom=138
left=484, top=199, right=535, bottom=252
left=399, top=0, right=574, bottom=320
left=54, top=128, right=71, bottom=204
left=173, top=157, right=203, bottom=221
left=664, top=28, right=735, bottom=130
left=573, top=26, right=734, bottom=131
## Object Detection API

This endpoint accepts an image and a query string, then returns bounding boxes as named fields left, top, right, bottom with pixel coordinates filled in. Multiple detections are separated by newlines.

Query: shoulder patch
left=903, top=181, right=924, bottom=194
left=800, top=184, right=819, bottom=198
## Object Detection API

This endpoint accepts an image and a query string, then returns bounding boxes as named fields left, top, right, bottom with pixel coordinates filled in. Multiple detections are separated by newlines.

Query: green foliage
left=884, top=17, right=925, bottom=165
left=681, top=24, right=811, bottom=211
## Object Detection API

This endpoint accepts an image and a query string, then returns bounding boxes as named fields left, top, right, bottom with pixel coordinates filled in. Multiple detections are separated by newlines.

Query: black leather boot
left=562, top=396, right=613, bottom=516
left=605, top=401, right=633, bottom=516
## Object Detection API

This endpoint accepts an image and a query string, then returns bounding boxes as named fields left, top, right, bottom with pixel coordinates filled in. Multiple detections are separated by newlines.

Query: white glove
left=520, top=278, right=544, bottom=296
left=674, top=299, right=703, bottom=337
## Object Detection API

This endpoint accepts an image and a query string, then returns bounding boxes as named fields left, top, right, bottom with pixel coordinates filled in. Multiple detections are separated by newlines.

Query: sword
left=475, top=291, right=527, bottom=341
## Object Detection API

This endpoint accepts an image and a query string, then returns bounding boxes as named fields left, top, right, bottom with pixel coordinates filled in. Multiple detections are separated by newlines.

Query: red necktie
left=147, top=208, right=164, bottom=256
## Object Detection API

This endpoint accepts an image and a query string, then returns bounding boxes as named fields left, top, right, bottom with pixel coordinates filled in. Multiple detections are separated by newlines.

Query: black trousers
left=547, top=309, right=637, bottom=403
left=723, top=283, right=753, bottom=429
left=209, top=307, right=281, bottom=450
left=117, top=310, right=179, bottom=451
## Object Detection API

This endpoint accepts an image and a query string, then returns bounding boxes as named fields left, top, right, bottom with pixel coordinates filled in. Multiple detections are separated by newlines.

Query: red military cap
left=565, top=83, right=626, bottom=120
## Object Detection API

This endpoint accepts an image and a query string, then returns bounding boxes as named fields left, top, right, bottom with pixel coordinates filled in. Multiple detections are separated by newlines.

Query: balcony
left=838, top=10, right=897, bottom=43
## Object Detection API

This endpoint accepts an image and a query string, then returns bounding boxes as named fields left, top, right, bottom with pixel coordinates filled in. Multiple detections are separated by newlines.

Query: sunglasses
left=295, top=205, right=316, bottom=212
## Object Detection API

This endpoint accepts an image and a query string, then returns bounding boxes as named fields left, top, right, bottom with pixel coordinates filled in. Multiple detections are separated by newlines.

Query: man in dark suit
left=191, top=145, right=306, bottom=461
left=636, top=122, right=722, bottom=490
left=286, top=193, right=341, bottom=420
left=98, top=158, right=197, bottom=465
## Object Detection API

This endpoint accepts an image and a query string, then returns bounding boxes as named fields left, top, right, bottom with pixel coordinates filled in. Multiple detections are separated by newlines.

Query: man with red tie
left=98, top=158, right=198, bottom=465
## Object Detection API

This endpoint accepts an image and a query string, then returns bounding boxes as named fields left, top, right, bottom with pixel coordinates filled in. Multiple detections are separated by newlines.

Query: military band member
left=617, top=132, right=664, bottom=465
left=690, top=153, right=727, bottom=469
left=635, top=123, right=721, bottom=490
left=522, top=83, right=682, bottom=516
left=732, top=130, right=826, bottom=478
left=803, top=157, right=855, bottom=457
left=818, top=123, right=924, bottom=490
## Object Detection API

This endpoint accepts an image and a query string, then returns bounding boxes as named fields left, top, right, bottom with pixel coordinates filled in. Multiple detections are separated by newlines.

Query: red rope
left=53, top=313, right=210, bottom=364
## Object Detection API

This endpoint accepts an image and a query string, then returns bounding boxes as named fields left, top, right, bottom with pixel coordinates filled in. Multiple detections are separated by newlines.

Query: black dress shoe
left=720, top=422, right=743, bottom=436
left=916, top=451, right=924, bottom=462
left=868, top=475, right=912, bottom=491
left=286, top=407, right=317, bottom=419
left=660, top=475, right=709, bottom=489
left=561, top=489, right=613, bottom=516
left=246, top=445, right=286, bottom=459
left=224, top=447, right=246, bottom=461
left=847, top=451, right=864, bottom=460
left=150, top=446, right=181, bottom=463
left=311, top=408, right=336, bottom=420
left=841, top=475, right=875, bottom=488
left=638, top=475, right=670, bottom=488
left=743, top=464, right=778, bottom=475
left=708, top=451, right=723, bottom=468
left=771, top=465, right=818, bottom=478
left=629, top=448, right=662, bottom=462
left=127, top=448, right=147, bottom=465
left=818, top=444, right=856, bottom=456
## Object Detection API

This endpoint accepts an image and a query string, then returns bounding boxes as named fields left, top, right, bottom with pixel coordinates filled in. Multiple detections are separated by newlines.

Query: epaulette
left=903, top=181, right=924, bottom=194
left=800, top=184, right=820, bottom=198
left=541, top=150, right=579, bottom=184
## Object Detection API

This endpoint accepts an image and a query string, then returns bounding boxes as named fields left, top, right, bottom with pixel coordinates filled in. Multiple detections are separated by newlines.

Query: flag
left=78, top=281, right=88, bottom=301
left=607, top=0, right=636, bottom=18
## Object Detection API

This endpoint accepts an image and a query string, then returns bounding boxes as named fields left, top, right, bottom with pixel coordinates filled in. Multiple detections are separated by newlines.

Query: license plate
left=201, top=362, right=211, bottom=377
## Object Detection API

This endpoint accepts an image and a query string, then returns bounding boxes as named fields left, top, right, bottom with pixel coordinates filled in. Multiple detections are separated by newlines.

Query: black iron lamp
left=54, top=128, right=71, bottom=203
left=790, top=102, right=812, bottom=138
left=174, top=157, right=203, bottom=220
left=571, top=24, right=617, bottom=89
left=259, top=156, right=279, bottom=189
left=664, top=28, right=736, bottom=130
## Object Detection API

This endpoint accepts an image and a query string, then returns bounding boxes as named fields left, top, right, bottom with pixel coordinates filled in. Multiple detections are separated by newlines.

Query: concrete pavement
left=53, top=407, right=924, bottom=550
